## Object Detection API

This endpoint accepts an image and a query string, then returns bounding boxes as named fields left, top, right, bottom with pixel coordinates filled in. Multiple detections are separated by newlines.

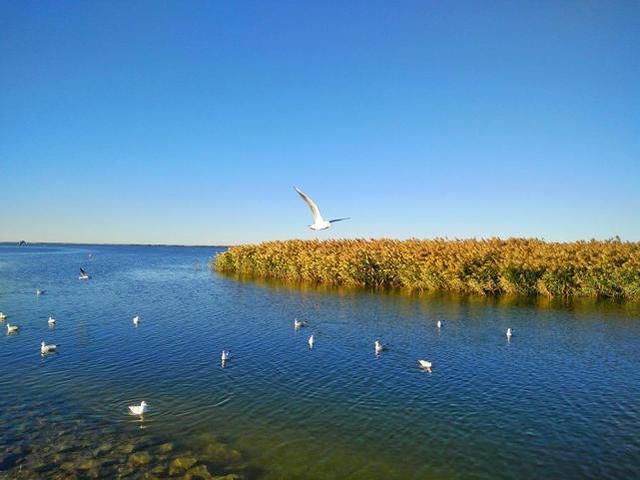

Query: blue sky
left=2, top=1, right=638, bottom=245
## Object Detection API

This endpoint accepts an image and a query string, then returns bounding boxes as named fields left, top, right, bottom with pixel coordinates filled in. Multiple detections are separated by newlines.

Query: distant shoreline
left=0, top=242, right=229, bottom=248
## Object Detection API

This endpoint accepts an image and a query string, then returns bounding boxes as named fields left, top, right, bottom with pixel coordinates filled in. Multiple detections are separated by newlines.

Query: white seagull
left=294, top=187, right=349, bottom=231
left=374, top=340, right=385, bottom=354
left=308, top=335, right=315, bottom=349
left=132, top=315, right=140, bottom=327
left=36, top=289, right=45, bottom=296
left=418, top=359, right=433, bottom=372
left=40, top=341, right=58, bottom=354
left=221, top=350, right=230, bottom=361
left=437, top=320, right=442, bottom=329
left=294, top=319, right=306, bottom=329
left=0, top=312, right=7, bottom=320
left=48, top=316, right=56, bottom=326
left=128, top=401, right=148, bottom=416
left=506, top=327, right=513, bottom=339
left=6, top=323, right=19, bottom=334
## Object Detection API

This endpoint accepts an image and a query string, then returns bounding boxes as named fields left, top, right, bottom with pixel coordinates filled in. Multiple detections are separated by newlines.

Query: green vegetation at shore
left=213, top=238, right=640, bottom=300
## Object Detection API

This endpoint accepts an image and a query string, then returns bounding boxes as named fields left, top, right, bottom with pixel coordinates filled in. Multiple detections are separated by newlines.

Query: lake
left=1, top=244, right=639, bottom=479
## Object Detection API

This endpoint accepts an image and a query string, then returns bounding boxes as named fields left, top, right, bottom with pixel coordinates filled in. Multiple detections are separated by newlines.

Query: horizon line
left=0, top=241, right=230, bottom=248
left=0, top=235, right=634, bottom=248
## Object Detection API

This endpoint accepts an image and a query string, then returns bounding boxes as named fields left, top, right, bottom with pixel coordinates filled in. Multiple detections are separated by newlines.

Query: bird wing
left=80, top=267, right=86, bottom=275
left=329, top=217, right=350, bottom=223
left=294, top=187, right=323, bottom=223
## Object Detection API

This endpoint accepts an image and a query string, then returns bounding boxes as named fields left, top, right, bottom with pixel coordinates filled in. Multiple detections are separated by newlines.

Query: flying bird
left=294, top=187, right=349, bottom=231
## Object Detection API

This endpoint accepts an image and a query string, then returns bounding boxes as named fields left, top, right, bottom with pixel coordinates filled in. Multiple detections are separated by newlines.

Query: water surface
left=1, top=244, right=639, bottom=479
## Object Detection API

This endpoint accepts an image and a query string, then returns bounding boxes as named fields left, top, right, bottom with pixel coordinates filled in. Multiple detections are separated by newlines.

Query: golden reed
left=213, top=238, right=640, bottom=300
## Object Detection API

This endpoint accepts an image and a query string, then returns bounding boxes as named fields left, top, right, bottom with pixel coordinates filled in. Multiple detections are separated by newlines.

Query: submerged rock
left=204, top=444, right=242, bottom=465
left=184, top=463, right=214, bottom=480
left=151, top=463, right=169, bottom=475
left=51, top=472, right=79, bottom=480
left=157, top=442, right=175, bottom=454
left=33, top=462, right=57, bottom=474
left=59, top=461, right=76, bottom=471
left=84, top=467, right=100, bottom=478
left=169, top=456, right=198, bottom=475
left=117, top=464, right=136, bottom=477
left=119, top=443, right=135, bottom=455
left=93, top=442, right=113, bottom=457
left=76, top=457, right=98, bottom=470
left=128, top=451, right=152, bottom=466
left=0, top=412, right=252, bottom=480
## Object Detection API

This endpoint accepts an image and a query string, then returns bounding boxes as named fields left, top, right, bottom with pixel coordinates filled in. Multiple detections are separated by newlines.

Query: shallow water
left=1, top=244, right=639, bottom=479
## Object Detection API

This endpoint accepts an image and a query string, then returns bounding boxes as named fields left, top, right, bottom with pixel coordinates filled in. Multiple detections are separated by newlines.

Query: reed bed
left=212, top=238, right=640, bottom=300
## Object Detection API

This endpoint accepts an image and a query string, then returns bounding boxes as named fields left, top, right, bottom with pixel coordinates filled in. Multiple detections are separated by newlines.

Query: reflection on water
left=1, top=244, right=640, bottom=479
left=229, top=271, right=640, bottom=318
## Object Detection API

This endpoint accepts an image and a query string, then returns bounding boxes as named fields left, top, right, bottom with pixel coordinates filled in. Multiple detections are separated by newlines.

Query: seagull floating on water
left=6, top=323, right=18, bottom=334
left=48, top=316, right=56, bottom=326
left=294, top=319, right=306, bottom=329
left=128, top=401, right=148, bottom=416
left=506, top=327, right=513, bottom=339
left=132, top=315, right=140, bottom=327
left=374, top=340, right=385, bottom=354
left=418, top=359, right=433, bottom=372
left=308, top=335, right=315, bottom=349
left=36, top=289, right=44, bottom=296
left=0, top=312, right=7, bottom=321
left=40, top=341, right=58, bottom=354
left=437, top=320, right=442, bottom=329
left=294, top=187, right=349, bottom=231
left=79, top=267, right=91, bottom=280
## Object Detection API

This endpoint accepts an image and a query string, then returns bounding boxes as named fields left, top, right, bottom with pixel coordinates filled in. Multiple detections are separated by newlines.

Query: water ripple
left=1, top=245, right=640, bottom=479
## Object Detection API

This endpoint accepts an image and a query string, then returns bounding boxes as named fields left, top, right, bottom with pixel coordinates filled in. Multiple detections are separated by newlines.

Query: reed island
left=213, top=238, right=640, bottom=301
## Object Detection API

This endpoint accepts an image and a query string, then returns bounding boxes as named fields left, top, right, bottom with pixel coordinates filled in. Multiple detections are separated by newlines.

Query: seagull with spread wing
left=294, top=187, right=349, bottom=231
left=79, top=267, right=91, bottom=280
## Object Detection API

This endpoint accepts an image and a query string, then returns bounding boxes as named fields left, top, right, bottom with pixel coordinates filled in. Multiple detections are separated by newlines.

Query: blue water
left=1, top=244, right=639, bottom=479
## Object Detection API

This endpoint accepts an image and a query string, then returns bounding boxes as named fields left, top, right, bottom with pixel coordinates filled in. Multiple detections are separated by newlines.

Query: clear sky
left=1, top=1, right=639, bottom=245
